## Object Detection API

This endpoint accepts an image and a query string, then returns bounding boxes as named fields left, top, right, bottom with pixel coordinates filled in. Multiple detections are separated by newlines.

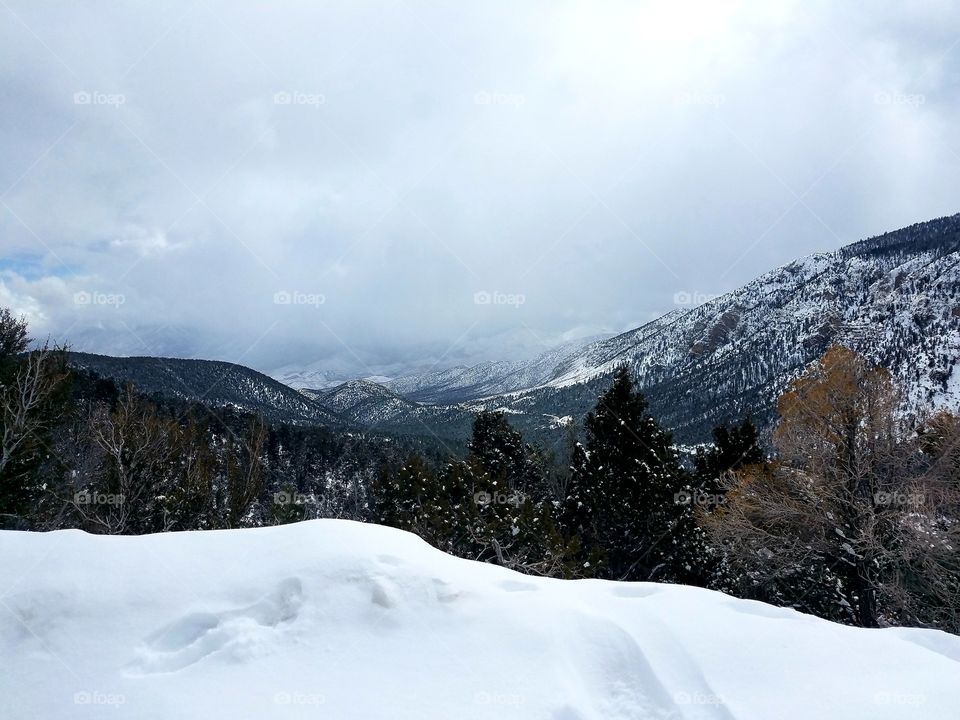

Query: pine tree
left=463, top=411, right=575, bottom=574
left=562, top=366, right=700, bottom=582
left=371, top=453, right=471, bottom=553
left=693, top=417, right=764, bottom=497
left=467, top=410, right=546, bottom=499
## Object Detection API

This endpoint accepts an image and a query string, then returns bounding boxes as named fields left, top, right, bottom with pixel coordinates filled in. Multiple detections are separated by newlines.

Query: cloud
left=0, top=0, right=958, bottom=374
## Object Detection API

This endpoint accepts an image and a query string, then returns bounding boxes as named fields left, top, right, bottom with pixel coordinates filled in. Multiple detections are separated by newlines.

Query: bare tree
left=702, top=346, right=953, bottom=628
left=73, top=385, right=179, bottom=534
left=224, top=415, right=268, bottom=528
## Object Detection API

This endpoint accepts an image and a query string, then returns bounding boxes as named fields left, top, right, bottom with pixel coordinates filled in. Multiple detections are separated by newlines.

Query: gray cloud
left=1, top=1, right=958, bottom=376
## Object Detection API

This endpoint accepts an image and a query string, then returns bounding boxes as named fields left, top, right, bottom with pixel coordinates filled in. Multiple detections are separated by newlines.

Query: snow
left=1, top=520, right=957, bottom=719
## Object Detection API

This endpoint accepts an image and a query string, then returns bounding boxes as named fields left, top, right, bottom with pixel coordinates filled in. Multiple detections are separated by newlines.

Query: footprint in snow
left=127, top=577, right=303, bottom=675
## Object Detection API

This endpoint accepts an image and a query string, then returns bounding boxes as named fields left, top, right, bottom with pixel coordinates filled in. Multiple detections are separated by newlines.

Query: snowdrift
left=1, top=520, right=957, bottom=719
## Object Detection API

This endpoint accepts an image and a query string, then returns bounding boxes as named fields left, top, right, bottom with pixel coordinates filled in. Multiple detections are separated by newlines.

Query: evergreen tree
left=372, top=454, right=471, bottom=553
left=461, top=411, right=573, bottom=573
left=694, top=417, right=764, bottom=497
left=562, top=366, right=701, bottom=583
left=467, top=410, right=546, bottom=499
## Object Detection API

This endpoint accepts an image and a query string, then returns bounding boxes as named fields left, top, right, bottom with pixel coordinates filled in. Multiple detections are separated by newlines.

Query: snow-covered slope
left=381, top=335, right=610, bottom=404
left=272, top=363, right=393, bottom=391
left=484, top=214, right=960, bottom=440
left=307, top=379, right=420, bottom=426
left=2, top=520, right=956, bottom=719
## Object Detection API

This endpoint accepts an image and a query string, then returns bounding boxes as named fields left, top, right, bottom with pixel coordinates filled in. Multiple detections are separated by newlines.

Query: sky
left=1, top=0, right=959, bottom=378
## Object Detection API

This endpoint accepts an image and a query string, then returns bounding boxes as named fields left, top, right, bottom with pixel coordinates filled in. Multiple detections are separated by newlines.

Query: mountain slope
left=2, top=519, right=956, bottom=719
left=382, top=335, right=610, bottom=404
left=307, top=380, right=420, bottom=426
left=467, top=214, right=960, bottom=442
left=67, top=352, right=343, bottom=426
left=303, top=380, right=476, bottom=449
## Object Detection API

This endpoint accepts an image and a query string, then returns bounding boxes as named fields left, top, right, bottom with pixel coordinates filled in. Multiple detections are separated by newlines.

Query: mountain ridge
left=66, top=351, right=345, bottom=427
left=65, top=213, right=960, bottom=446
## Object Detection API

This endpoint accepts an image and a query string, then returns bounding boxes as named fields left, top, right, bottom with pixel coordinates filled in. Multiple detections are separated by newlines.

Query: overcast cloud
left=1, top=0, right=959, bottom=376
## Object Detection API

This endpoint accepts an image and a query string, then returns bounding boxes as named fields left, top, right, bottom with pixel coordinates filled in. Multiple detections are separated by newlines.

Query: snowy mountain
left=492, top=213, right=960, bottom=440
left=301, top=380, right=474, bottom=447
left=307, top=380, right=419, bottom=426
left=391, top=214, right=960, bottom=443
left=382, top=334, right=610, bottom=403
left=2, top=519, right=956, bottom=719
left=271, top=363, right=393, bottom=391
left=299, top=214, right=960, bottom=445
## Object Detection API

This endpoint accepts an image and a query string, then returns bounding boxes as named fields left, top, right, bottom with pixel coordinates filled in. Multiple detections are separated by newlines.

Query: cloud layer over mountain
left=2, top=1, right=959, bottom=373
